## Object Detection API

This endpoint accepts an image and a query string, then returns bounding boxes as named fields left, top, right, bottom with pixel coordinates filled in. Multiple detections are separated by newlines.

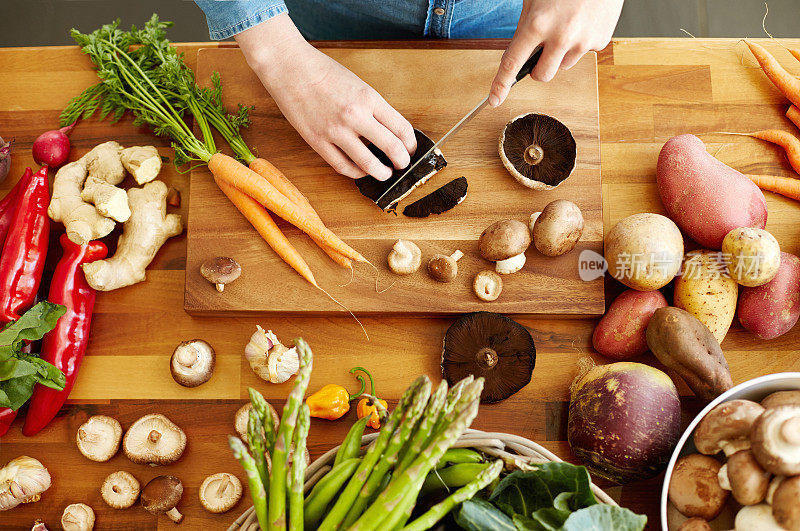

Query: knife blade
left=374, top=46, right=543, bottom=209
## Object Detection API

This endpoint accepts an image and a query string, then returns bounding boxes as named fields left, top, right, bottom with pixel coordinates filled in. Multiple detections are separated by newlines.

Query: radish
left=32, top=122, right=75, bottom=168
left=0, top=137, right=11, bottom=183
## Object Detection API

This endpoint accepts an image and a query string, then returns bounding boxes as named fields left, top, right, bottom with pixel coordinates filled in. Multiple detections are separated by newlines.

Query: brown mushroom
left=101, top=471, right=140, bottom=509
left=761, top=390, right=800, bottom=409
left=726, top=449, right=771, bottom=505
left=532, top=199, right=584, bottom=257
left=170, top=339, right=216, bottom=387
left=479, top=219, right=531, bottom=274
left=693, top=399, right=765, bottom=456
left=61, top=503, right=95, bottom=531
left=473, top=270, right=503, bottom=302
left=123, top=414, right=187, bottom=466
left=76, top=415, right=122, bottom=462
left=141, top=475, right=183, bottom=523
left=199, top=473, right=242, bottom=513
left=750, top=405, right=800, bottom=476
left=499, top=113, right=576, bottom=190
left=669, top=453, right=729, bottom=520
left=427, top=250, right=463, bottom=282
left=772, top=475, right=800, bottom=530
left=387, top=239, right=422, bottom=275
left=676, top=518, right=712, bottom=531
left=200, top=257, right=241, bottom=292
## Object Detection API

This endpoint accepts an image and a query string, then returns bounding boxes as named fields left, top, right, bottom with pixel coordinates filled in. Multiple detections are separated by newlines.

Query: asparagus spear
left=289, top=403, right=310, bottom=531
left=341, top=378, right=433, bottom=527
left=269, top=339, right=314, bottom=531
left=230, top=436, right=269, bottom=530
left=317, top=376, right=427, bottom=531
left=247, top=408, right=270, bottom=491
left=249, top=387, right=276, bottom=453
left=400, top=460, right=503, bottom=531
left=396, top=380, right=448, bottom=474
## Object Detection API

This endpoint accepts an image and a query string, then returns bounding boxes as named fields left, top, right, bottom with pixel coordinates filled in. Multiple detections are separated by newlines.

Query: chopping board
left=185, top=47, right=603, bottom=316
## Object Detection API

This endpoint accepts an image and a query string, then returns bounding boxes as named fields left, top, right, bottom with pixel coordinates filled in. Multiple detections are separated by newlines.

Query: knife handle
left=514, top=45, right=544, bottom=84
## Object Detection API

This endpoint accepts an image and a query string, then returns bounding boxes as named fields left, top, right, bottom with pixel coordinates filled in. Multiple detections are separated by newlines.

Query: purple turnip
left=32, top=122, right=75, bottom=168
left=0, top=137, right=11, bottom=184
left=567, top=361, right=681, bottom=484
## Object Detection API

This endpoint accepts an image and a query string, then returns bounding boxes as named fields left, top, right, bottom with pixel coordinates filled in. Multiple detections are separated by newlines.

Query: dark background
left=1, top=0, right=798, bottom=47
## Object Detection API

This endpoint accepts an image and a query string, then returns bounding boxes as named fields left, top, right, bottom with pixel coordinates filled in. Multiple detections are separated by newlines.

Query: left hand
left=489, top=0, right=624, bottom=106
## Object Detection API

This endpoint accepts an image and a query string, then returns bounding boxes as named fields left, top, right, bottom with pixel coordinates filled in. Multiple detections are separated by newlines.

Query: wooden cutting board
left=185, top=47, right=603, bottom=316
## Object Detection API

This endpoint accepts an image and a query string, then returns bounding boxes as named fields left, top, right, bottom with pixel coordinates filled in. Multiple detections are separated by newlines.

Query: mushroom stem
left=165, top=507, right=184, bottom=523
left=524, top=144, right=544, bottom=165
left=216, top=475, right=231, bottom=497
left=780, top=417, right=800, bottom=444
left=148, top=430, right=162, bottom=444
left=215, top=283, right=224, bottom=292
left=477, top=347, right=499, bottom=369
left=451, top=250, right=463, bottom=262
left=176, top=348, right=198, bottom=368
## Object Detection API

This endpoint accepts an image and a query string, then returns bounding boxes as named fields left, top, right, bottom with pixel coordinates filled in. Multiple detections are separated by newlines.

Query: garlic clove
left=0, top=456, right=51, bottom=511
left=267, top=345, right=300, bottom=384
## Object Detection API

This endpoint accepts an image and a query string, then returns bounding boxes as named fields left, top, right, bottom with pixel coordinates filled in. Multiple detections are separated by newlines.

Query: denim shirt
left=194, top=0, right=522, bottom=41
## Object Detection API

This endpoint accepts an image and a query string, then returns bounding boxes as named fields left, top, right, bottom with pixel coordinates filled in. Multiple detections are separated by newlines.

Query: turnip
left=0, top=137, right=11, bottom=184
left=32, top=122, right=75, bottom=168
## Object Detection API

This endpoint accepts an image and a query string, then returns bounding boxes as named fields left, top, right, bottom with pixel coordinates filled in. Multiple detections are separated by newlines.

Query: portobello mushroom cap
left=441, top=312, right=535, bottom=403
left=499, top=113, right=576, bottom=190
left=402, top=176, right=468, bottom=218
left=356, top=129, right=447, bottom=211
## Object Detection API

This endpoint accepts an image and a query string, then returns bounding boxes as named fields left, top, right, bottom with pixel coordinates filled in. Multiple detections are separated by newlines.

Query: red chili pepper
left=0, top=408, right=18, bottom=437
left=0, top=166, right=50, bottom=324
left=22, top=234, right=107, bottom=436
left=0, top=168, right=30, bottom=246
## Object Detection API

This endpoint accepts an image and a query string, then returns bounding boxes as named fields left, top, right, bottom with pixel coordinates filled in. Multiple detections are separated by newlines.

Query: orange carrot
left=790, top=48, right=800, bottom=63
left=746, top=174, right=800, bottom=200
left=788, top=105, right=800, bottom=130
left=208, top=153, right=365, bottom=263
left=745, top=41, right=800, bottom=108
left=215, top=178, right=318, bottom=286
left=249, top=157, right=352, bottom=270
left=743, top=130, right=800, bottom=175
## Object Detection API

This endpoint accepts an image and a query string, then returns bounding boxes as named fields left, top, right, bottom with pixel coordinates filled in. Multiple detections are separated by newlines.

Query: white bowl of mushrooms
left=661, top=372, right=800, bottom=531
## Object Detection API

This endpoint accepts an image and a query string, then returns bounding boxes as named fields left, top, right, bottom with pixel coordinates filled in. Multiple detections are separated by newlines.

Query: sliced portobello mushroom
left=403, top=176, right=468, bottom=218
left=355, top=129, right=447, bottom=211
left=499, top=113, right=576, bottom=190
left=441, top=312, right=536, bottom=403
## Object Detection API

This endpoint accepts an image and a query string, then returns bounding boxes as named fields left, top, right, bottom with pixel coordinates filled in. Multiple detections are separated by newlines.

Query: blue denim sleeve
left=194, top=0, right=288, bottom=40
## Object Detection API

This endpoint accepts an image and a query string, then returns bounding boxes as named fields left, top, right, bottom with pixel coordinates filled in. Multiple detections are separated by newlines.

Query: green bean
left=334, top=415, right=369, bottom=467
left=421, top=463, right=491, bottom=494
left=303, top=458, right=361, bottom=529
left=436, top=448, right=483, bottom=468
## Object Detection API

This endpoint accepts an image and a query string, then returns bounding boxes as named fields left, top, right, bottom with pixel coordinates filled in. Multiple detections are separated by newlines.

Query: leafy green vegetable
left=561, top=505, right=647, bottom=531
left=0, top=302, right=67, bottom=410
left=455, top=499, right=516, bottom=531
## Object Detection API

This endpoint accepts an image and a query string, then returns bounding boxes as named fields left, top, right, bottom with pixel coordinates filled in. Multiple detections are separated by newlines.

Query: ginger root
left=121, top=146, right=161, bottom=185
left=48, top=159, right=116, bottom=245
left=82, top=180, right=182, bottom=291
left=81, top=141, right=130, bottom=223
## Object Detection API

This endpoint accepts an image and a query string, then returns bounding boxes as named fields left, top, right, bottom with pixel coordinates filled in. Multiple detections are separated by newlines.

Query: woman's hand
left=489, top=0, right=623, bottom=106
left=237, top=14, right=416, bottom=180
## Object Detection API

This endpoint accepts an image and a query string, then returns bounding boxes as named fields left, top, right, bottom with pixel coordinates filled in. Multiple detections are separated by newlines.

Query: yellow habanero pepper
left=357, top=397, right=388, bottom=429
left=306, top=366, right=375, bottom=421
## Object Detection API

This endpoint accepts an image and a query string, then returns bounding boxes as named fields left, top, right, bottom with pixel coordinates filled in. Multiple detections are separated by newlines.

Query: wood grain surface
left=0, top=38, right=799, bottom=530
left=184, top=48, right=604, bottom=317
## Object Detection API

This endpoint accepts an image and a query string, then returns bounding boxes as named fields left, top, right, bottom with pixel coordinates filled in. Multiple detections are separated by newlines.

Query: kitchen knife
left=374, top=46, right=544, bottom=209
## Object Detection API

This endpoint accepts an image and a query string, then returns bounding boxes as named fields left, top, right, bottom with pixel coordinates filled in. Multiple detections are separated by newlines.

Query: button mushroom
left=532, top=199, right=584, bottom=257
left=123, top=414, right=187, bottom=466
left=61, top=503, right=95, bottom=531
left=141, top=475, right=183, bottom=523
left=170, top=339, right=216, bottom=387
left=234, top=401, right=280, bottom=442
left=100, top=471, right=140, bottom=509
left=772, top=475, right=800, bottom=530
left=668, top=453, right=729, bottom=520
left=76, top=415, right=122, bottom=462
left=199, top=473, right=242, bottom=513
left=726, top=449, right=771, bottom=505
left=479, top=220, right=531, bottom=274
left=693, top=399, right=765, bottom=456
left=200, top=256, right=241, bottom=292
left=750, top=405, right=800, bottom=476
left=735, top=504, right=785, bottom=531
left=499, top=113, right=577, bottom=190
left=677, top=518, right=712, bottom=531
left=0, top=456, right=51, bottom=511
left=387, top=239, right=422, bottom=275
left=427, top=250, right=463, bottom=282
left=473, top=270, right=503, bottom=302
left=761, top=390, right=800, bottom=409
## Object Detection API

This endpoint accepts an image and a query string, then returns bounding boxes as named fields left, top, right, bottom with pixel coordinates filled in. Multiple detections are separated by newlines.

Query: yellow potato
left=674, top=250, right=738, bottom=343
left=721, top=227, right=781, bottom=287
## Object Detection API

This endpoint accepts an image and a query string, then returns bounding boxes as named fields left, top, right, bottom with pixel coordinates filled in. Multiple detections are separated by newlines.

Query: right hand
left=237, top=15, right=417, bottom=181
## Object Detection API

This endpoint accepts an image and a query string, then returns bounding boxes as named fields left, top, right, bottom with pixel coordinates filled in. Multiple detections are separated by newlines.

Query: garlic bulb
left=267, top=344, right=300, bottom=383
left=244, top=326, right=298, bottom=383
left=0, top=456, right=51, bottom=511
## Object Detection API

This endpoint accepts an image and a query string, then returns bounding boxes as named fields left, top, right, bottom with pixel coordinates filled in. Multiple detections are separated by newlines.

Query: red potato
left=738, top=252, right=800, bottom=339
left=592, top=289, right=668, bottom=360
left=657, top=134, right=768, bottom=249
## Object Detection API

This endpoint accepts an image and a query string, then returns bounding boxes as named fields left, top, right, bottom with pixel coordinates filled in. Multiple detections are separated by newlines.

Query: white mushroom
left=199, top=473, right=243, bottom=513
left=473, top=270, right=503, bottom=302
left=170, top=339, right=216, bottom=387
left=387, top=239, right=422, bottom=275
left=750, top=405, right=800, bottom=476
left=694, top=399, right=765, bottom=456
left=61, top=503, right=95, bottom=531
left=0, top=456, right=51, bottom=511
left=76, top=415, right=122, bottom=462
left=141, top=475, right=183, bottom=523
left=735, top=504, right=784, bottom=530
left=123, top=414, right=187, bottom=466
left=101, top=471, right=140, bottom=509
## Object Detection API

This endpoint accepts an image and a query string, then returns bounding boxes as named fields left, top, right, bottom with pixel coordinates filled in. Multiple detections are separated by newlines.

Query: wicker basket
left=229, top=429, right=617, bottom=530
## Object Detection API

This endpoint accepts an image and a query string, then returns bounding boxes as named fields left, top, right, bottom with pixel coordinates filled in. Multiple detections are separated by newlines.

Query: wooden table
left=1, top=38, right=799, bottom=530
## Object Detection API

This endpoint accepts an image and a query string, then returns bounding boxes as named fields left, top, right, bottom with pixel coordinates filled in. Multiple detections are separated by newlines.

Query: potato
left=646, top=307, right=733, bottom=401
left=657, top=134, right=767, bottom=249
left=738, top=252, right=800, bottom=339
left=721, top=227, right=781, bottom=287
left=532, top=199, right=584, bottom=257
left=673, top=250, right=738, bottom=344
left=592, top=289, right=668, bottom=360
left=605, top=213, right=684, bottom=291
